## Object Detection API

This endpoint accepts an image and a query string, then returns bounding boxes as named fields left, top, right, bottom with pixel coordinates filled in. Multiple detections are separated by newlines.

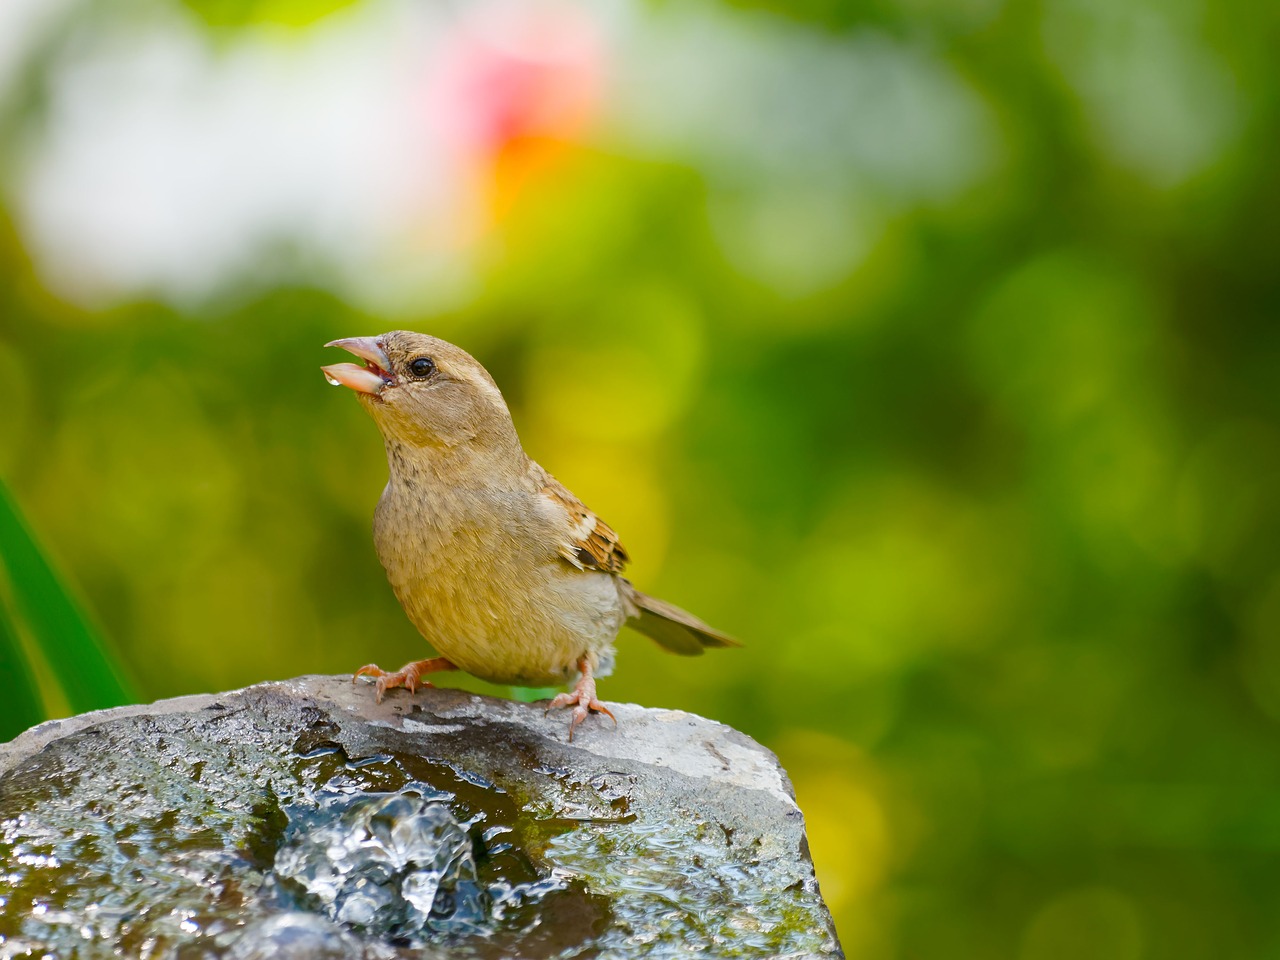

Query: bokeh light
left=2, top=0, right=1277, bottom=956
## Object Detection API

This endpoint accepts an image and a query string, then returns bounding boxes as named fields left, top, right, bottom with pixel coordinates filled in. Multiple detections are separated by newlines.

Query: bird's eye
left=408, top=356, right=436, bottom=379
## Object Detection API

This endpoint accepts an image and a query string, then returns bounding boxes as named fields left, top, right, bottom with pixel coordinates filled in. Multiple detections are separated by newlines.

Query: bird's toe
left=545, top=692, right=577, bottom=714
left=548, top=689, right=616, bottom=741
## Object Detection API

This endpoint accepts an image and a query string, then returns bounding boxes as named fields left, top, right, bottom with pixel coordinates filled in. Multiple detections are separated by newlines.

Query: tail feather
left=621, top=581, right=740, bottom=657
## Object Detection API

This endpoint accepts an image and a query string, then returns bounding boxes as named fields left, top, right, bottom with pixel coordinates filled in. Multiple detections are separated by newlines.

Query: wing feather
left=538, top=475, right=630, bottom=574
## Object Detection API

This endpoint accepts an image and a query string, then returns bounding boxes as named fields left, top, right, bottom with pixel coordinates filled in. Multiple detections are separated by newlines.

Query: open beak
left=322, top=337, right=394, bottom=396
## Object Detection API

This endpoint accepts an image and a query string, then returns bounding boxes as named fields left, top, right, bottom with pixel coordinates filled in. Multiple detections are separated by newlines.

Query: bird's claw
left=353, top=659, right=456, bottom=703
left=546, top=673, right=616, bottom=742
left=354, top=664, right=410, bottom=703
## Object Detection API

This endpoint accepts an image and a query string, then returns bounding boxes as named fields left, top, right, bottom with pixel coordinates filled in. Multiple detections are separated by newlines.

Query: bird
left=321, top=331, right=738, bottom=739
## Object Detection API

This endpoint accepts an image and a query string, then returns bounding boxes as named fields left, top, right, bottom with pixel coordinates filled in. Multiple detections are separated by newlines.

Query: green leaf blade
left=0, top=590, right=44, bottom=741
left=0, top=478, right=134, bottom=715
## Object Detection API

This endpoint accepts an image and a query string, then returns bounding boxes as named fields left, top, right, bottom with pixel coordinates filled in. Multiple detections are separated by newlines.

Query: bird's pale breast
left=372, top=477, right=624, bottom=686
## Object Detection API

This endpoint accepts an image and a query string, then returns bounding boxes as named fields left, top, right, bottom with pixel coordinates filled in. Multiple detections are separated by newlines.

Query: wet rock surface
left=0, top=676, right=842, bottom=959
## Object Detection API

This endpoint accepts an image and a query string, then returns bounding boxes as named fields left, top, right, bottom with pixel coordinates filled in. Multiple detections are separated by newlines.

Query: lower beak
left=322, top=337, right=394, bottom=396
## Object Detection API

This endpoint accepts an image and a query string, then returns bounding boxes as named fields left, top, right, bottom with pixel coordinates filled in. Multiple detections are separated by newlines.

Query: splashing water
left=273, top=791, right=492, bottom=941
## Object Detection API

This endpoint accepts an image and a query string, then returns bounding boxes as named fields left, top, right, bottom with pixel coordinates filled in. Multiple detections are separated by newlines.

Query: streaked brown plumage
left=322, top=331, right=737, bottom=738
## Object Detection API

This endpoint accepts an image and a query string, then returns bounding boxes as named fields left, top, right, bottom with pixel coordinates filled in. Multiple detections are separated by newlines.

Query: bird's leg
left=546, top=655, right=616, bottom=741
left=353, top=657, right=456, bottom=703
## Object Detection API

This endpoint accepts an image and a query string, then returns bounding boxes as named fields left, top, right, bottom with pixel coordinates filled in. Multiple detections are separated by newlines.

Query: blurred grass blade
left=0, top=590, right=44, bottom=741
left=0, top=478, right=133, bottom=713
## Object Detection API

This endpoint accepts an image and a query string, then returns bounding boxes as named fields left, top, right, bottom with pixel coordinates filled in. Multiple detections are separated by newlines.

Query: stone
left=0, top=676, right=842, bottom=959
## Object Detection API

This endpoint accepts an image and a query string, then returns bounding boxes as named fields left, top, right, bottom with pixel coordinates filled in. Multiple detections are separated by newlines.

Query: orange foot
left=546, top=656, right=616, bottom=741
left=353, top=657, right=456, bottom=703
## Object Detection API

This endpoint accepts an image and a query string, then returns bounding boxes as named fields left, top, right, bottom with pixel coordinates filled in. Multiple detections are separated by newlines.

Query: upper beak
left=322, top=337, right=394, bottom=396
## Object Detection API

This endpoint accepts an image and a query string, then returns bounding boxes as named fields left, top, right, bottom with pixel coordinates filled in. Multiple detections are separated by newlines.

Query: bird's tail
left=620, top=580, right=740, bottom=656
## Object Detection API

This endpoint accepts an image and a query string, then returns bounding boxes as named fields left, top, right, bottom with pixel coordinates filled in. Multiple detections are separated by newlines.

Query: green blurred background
left=1, top=0, right=1278, bottom=956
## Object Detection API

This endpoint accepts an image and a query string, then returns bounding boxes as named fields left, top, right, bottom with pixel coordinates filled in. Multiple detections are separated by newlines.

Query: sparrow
left=321, top=331, right=737, bottom=738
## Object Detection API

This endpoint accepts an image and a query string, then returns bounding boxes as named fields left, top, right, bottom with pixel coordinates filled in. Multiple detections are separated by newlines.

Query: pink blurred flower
left=424, top=1, right=603, bottom=222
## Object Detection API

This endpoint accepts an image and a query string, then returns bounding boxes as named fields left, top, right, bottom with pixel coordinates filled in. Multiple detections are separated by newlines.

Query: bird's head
left=322, top=331, right=519, bottom=454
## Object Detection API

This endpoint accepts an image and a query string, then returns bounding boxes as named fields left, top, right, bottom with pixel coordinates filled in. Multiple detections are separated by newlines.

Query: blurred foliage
left=0, top=590, right=44, bottom=741
left=0, top=476, right=134, bottom=737
left=178, top=0, right=360, bottom=29
left=1, top=0, right=1279, bottom=957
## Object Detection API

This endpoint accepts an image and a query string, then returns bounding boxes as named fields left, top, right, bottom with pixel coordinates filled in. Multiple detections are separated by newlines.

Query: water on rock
left=0, top=678, right=841, bottom=959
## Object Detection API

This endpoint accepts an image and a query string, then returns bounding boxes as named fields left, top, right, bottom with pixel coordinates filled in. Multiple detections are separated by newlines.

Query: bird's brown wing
left=534, top=468, right=739, bottom=657
left=538, top=475, right=631, bottom=574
